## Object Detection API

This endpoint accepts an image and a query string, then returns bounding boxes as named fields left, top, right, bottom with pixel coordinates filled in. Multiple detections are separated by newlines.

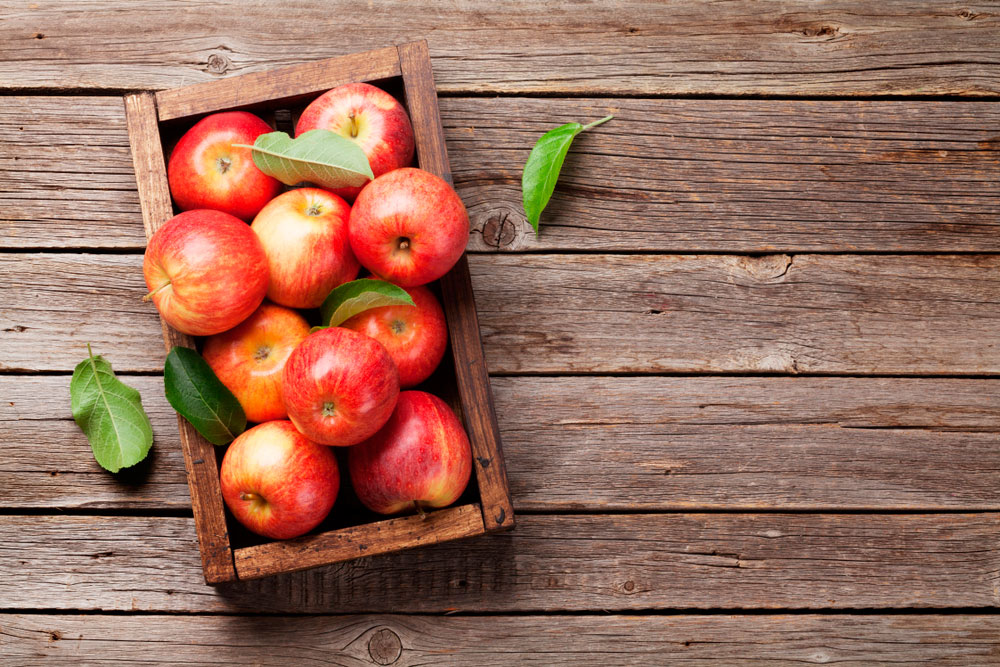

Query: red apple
left=348, top=391, right=472, bottom=515
left=282, top=327, right=399, bottom=447
left=167, top=111, right=282, bottom=221
left=349, top=168, right=469, bottom=287
left=250, top=188, right=359, bottom=309
left=295, top=82, right=414, bottom=201
left=340, top=284, right=447, bottom=388
left=202, top=303, right=311, bottom=423
left=143, top=209, right=268, bottom=336
left=220, top=420, right=339, bottom=540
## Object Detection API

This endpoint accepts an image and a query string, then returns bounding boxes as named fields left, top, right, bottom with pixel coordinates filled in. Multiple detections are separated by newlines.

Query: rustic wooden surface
left=5, top=614, right=1000, bottom=666
left=1, top=1, right=998, bottom=663
left=5, top=97, right=1000, bottom=252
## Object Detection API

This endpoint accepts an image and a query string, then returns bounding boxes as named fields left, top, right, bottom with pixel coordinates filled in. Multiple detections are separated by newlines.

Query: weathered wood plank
left=0, top=514, right=996, bottom=611
left=4, top=97, right=999, bottom=252
left=124, top=91, right=236, bottom=584
left=453, top=98, right=1000, bottom=253
left=3, top=253, right=998, bottom=375
left=4, top=613, right=1000, bottom=665
left=4, top=375, right=999, bottom=510
left=0, top=97, right=142, bottom=248
left=477, top=253, right=1000, bottom=374
left=1, top=1, right=998, bottom=95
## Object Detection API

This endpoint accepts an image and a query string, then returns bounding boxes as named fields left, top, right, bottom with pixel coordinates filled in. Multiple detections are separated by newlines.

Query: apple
left=282, top=327, right=399, bottom=447
left=349, top=168, right=469, bottom=287
left=340, top=284, right=447, bottom=388
left=143, top=209, right=268, bottom=336
left=295, top=82, right=414, bottom=201
left=220, top=420, right=339, bottom=540
left=167, top=111, right=282, bottom=221
left=348, top=390, right=472, bottom=515
left=202, top=303, right=311, bottom=423
left=250, top=188, right=359, bottom=309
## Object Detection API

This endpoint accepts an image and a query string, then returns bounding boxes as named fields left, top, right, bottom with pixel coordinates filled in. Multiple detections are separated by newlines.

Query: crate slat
left=123, top=92, right=238, bottom=584
left=233, top=503, right=485, bottom=580
left=399, top=41, right=515, bottom=533
left=155, top=46, right=403, bottom=121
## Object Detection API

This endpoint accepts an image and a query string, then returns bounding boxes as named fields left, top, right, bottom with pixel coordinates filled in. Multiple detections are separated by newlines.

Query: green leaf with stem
left=70, top=344, right=154, bottom=473
left=233, top=129, right=374, bottom=190
left=521, top=114, right=613, bottom=234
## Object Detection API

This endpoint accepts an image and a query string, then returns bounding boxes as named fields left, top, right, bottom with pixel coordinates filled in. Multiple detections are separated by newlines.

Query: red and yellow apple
left=282, top=327, right=400, bottom=447
left=250, top=188, right=359, bottom=309
left=143, top=209, right=269, bottom=336
left=202, top=303, right=311, bottom=423
left=167, top=111, right=281, bottom=221
left=295, top=82, right=414, bottom=201
left=341, top=284, right=447, bottom=388
left=220, top=420, right=340, bottom=540
left=348, top=390, right=472, bottom=515
left=349, top=168, right=469, bottom=287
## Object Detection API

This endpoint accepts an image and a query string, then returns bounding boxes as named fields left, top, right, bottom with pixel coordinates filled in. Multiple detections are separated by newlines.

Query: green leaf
left=235, top=129, right=375, bottom=190
left=163, top=347, right=246, bottom=446
left=521, top=115, right=613, bottom=234
left=70, top=344, right=153, bottom=473
left=319, top=279, right=415, bottom=329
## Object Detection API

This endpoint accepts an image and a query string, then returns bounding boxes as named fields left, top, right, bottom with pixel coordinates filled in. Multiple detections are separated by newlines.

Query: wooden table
left=2, top=2, right=999, bottom=663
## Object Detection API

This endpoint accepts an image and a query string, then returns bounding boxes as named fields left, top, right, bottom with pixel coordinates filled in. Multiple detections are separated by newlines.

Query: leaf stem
left=581, top=114, right=614, bottom=131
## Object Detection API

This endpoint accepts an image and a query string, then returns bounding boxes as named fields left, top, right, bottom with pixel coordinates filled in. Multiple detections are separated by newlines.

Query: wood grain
left=155, top=46, right=401, bottom=121
left=1, top=1, right=998, bottom=95
left=4, top=613, right=1000, bottom=665
left=4, top=97, right=999, bottom=252
left=124, top=93, right=235, bottom=584
left=234, top=504, right=485, bottom=580
left=4, top=253, right=998, bottom=375
left=0, top=514, right=997, bottom=612
left=451, top=98, right=1000, bottom=253
left=4, top=375, right=1000, bottom=511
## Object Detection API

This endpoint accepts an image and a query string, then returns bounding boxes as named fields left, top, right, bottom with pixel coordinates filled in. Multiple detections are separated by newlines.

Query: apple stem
left=142, top=281, right=171, bottom=302
left=349, top=112, right=359, bottom=138
left=413, top=500, right=428, bottom=520
left=240, top=492, right=260, bottom=502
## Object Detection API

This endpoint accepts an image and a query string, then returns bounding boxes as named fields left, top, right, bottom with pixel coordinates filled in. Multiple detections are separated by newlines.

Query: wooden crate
left=123, top=41, right=515, bottom=584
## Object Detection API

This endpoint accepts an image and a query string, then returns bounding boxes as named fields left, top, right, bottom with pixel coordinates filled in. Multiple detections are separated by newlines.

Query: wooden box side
left=232, top=503, right=484, bottom=580
left=123, top=92, right=238, bottom=584
left=397, top=41, right=515, bottom=533
left=155, top=46, right=402, bottom=121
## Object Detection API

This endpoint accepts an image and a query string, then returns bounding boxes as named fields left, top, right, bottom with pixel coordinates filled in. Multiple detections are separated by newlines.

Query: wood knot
left=623, top=580, right=635, bottom=592
left=480, top=209, right=522, bottom=249
left=32, top=33, right=45, bottom=40
left=957, top=9, right=980, bottom=20
left=734, top=254, right=793, bottom=282
left=368, top=627, right=402, bottom=665
left=802, top=24, right=839, bottom=37
left=206, top=52, right=231, bottom=75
